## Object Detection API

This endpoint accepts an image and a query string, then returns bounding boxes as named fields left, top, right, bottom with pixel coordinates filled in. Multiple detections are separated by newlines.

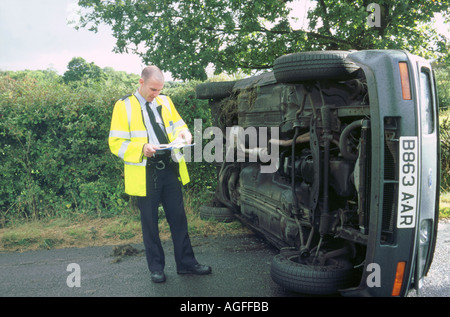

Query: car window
left=420, top=69, right=434, bottom=135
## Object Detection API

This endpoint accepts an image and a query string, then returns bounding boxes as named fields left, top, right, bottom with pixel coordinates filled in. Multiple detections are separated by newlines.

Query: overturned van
left=195, top=50, right=440, bottom=296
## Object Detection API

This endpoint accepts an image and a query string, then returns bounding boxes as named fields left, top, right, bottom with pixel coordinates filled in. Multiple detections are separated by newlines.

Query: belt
left=147, top=152, right=173, bottom=170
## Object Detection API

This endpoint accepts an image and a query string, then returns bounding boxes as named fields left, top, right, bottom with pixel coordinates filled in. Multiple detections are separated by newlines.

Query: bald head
left=139, top=66, right=165, bottom=102
left=141, top=65, right=165, bottom=83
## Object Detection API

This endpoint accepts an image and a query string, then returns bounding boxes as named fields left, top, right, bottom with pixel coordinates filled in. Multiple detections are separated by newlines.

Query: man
left=109, top=65, right=211, bottom=283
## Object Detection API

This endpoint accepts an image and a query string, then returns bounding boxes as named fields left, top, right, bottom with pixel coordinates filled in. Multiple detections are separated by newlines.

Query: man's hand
left=178, top=129, right=192, bottom=145
left=143, top=143, right=159, bottom=158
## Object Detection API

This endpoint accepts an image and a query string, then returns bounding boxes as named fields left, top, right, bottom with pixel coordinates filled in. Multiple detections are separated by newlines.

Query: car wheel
left=273, top=51, right=360, bottom=83
left=199, top=205, right=235, bottom=222
left=270, top=250, right=354, bottom=295
left=195, top=81, right=236, bottom=100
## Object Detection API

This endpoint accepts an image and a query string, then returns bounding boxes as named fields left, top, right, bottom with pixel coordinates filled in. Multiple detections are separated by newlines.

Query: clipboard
left=156, top=143, right=195, bottom=151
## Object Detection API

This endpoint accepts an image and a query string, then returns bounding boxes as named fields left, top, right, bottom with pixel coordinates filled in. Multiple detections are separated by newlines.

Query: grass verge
left=0, top=211, right=251, bottom=253
left=2, top=197, right=449, bottom=253
left=439, top=192, right=450, bottom=218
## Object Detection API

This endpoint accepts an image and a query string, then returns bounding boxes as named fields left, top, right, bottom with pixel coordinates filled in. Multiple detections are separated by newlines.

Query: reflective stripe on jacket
left=109, top=94, right=190, bottom=196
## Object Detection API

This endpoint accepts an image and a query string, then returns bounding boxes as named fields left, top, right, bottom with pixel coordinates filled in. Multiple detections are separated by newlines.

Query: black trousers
left=137, top=164, right=198, bottom=272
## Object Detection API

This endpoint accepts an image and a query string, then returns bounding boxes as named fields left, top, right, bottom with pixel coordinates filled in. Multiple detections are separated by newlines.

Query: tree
left=103, top=66, right=140, bottom=88
left=63, top=57, right=105, bottom=84
left=75, top=0, right=449, bottom=80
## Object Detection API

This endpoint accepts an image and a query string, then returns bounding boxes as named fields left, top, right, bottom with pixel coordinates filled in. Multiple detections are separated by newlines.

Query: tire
left=195, top=81, right=236, bottom=100
left=273, top=51, right=360, bottom=83
left=270, top=250, right=354, bottom=295
left=199, top=205, right=235, bottom=222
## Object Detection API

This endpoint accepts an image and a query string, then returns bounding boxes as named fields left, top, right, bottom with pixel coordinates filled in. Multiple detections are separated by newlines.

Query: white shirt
left=134, top=90, right=167, bottom=145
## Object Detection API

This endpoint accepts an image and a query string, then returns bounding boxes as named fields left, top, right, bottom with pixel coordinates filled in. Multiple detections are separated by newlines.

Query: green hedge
left=0, top=75, right=124, bottom=221
left=436, top=67, right=450, bottom=110
left=0, top=73, right=214, bottom=223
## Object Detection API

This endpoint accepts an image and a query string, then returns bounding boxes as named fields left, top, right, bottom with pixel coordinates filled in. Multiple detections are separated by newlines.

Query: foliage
left=103, top=66, right=140, bottom=88
left=440, top=113, right=450, bottom=192
left=63, top=57, right=106, bottom=84
left=2, top=69, right=62, bottom=84
left=0, top=66, right=217, bottom=224
left=307, top=1, right=449, bottom=62
left=62, top=57, right=141, bottom=89
left=435, top=66, right=450, bottom=109
left=0, top=73, right=128, bottom=221
left=75, top=0, right=449, bottom=80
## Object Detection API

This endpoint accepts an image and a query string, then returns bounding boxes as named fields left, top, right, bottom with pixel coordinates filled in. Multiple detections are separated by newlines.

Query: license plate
left=397, top=136, right=418, bottom=228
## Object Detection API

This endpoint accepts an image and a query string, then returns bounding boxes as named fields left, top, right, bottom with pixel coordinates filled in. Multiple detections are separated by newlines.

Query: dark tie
left=146, top=102, right=168, bottom=144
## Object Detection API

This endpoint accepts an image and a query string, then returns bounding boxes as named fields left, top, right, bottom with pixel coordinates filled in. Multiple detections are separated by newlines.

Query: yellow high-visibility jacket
left=109, top=94, right=190, bottom=196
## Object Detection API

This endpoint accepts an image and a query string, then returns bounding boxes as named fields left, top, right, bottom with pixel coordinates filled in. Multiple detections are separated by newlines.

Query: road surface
left=1, top=221, right=448, bottom=298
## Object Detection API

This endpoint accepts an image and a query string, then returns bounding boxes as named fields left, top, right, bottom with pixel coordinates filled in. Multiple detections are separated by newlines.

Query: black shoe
left=150, top=271, right=166, bottom=283
left=177, top=264, right=212, bottom=275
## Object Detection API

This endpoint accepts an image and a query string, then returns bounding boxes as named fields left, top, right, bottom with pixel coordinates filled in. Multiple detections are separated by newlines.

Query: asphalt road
left=0, top=234, right=287, bottom=297
left=1, top=221, right=449, bottom=298
left=408, top=219, right=450, bottom=297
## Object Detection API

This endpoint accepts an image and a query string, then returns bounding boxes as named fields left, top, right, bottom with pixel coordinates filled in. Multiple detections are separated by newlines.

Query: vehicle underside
left=195, top=50, right=439, bottom=296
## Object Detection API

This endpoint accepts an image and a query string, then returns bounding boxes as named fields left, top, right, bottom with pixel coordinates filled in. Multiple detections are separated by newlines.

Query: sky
left=0, top=0, right=144, bottom=75
left=0, top=1, right=448, bottom=77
